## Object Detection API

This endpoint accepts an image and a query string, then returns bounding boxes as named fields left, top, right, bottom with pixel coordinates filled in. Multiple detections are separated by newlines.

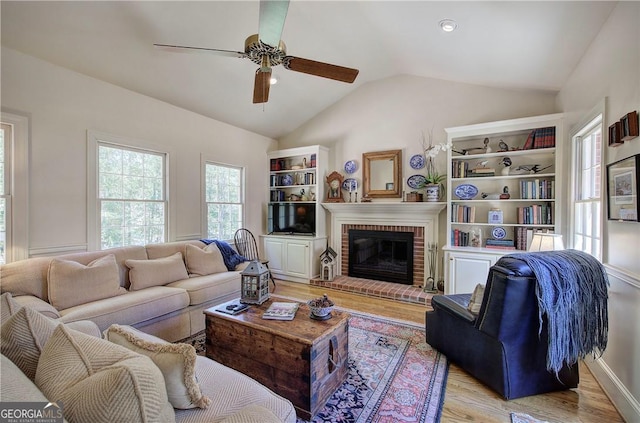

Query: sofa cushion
left=220, top=405, right=283, bottom=423
left=11, top=295, right=61, bottom=319
left=167, top=272, right=240, bottom=306
left=185, top=243, right=227, bottom=276
left=173, top=356, right=296, bottom=423
left=0, top=257, right=53, bottom=301
left=145, top=240, right=205, bottom=260
left=48, top=254, right=126, bottom=311
left=58, top=286, right=190, bottom=331
left=104, top=324, right=211, bottom=409
left=0, top=292, right=21, bottom=325
left=1, top=354, right=51, bottom=403
left=0, top=307, right=59, bottom=380
left=126, top=252, right=189, bottom=291
left=36, top=325, right=175, bottom=423
left=467, top=283, right=485, bottom=315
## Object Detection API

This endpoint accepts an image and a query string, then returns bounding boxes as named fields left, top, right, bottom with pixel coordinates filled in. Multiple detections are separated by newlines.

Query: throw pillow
left=47, top=254, right=126, bottom=310
left=36, top=325, right=175, bottom=423
left=0, top=306, right=59, bottom=380
left=185, top=243, right=227, bottom=276
left=126, top=252, right=189, bottom=291
left=467, top=283, right=486, bottom=315
left=103, top=324, right=211, bottom=409
left=0, top=292, right=22, bottom=325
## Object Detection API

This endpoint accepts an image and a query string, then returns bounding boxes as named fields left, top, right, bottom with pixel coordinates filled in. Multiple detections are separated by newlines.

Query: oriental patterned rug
left=181, top=313, right=448, bottom=423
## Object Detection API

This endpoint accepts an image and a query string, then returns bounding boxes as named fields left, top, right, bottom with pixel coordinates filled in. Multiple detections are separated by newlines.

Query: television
left=268, top=203, right=316, bottom=235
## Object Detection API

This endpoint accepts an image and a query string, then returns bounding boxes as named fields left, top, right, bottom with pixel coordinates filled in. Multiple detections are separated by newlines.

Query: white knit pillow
left=185, top=243, right=227, bottom=276
left=36, top=325, right=175, bottom=423
left=126, top=252, right=189, bottom=291
left=47, top=254, right=125, bottom=310
left=104, top=324, right=211, bottom=409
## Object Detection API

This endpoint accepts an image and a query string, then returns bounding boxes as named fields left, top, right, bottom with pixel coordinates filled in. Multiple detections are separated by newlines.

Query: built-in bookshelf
left=442, top=113, right=564, bottom=294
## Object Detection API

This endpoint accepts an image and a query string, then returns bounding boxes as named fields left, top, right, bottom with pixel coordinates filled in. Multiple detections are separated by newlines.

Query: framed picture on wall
left=607, top=154, right=640, bottom=222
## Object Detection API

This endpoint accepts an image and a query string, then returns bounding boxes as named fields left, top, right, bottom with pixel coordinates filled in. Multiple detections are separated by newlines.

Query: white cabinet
left=444, top=248, right=504, bottom=294
left=263, top=235, right=327, bottom=283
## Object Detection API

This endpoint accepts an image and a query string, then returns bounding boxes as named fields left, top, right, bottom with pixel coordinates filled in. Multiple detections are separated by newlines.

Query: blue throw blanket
left=505, top=250, right=609, bottom=375
left=200, top=239, right=248, bottom=271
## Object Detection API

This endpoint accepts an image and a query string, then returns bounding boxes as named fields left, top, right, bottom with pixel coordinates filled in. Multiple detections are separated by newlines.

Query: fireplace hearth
left=348, top=229, right=414, bottom=285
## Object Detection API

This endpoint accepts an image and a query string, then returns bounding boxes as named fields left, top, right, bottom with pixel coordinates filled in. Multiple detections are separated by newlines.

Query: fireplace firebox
left=348, top=229, right=414, bottom=285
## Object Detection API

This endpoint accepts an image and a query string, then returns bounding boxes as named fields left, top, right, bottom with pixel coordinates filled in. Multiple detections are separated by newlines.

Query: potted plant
left=418, top=169, right=445, bottom=201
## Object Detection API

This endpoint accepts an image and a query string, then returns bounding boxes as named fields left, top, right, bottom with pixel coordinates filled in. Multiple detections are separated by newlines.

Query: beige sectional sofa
left=0, top=240, right=245, bottom=342
left=0, top=293, right=297, bottom=423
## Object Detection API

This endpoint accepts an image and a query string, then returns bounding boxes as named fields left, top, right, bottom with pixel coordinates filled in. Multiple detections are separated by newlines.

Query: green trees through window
left=98, top=144, right=166, bottom=249
left=205, top=163, right=243, bottom=241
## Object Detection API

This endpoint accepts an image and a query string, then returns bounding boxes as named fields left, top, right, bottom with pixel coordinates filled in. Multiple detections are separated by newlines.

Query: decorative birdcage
left=240, top=260, right=270, bottom=305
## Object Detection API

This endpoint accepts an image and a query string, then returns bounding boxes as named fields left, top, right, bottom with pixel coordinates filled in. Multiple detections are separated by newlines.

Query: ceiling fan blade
left=283, top=57, right=359, bottom=83
left=258, top=0, right=289, bottom=47
left=253, top=67, right=272, bottom=104
left=154, top=43, right=246, bottom=58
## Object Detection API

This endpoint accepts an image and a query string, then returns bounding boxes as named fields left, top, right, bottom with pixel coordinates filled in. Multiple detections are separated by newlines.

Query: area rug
left=510, top=412, right=549, bottom=423
left=180, top=313, right=449, bottom=423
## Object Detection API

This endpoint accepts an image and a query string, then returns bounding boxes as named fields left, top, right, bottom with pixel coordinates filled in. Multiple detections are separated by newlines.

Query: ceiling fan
left=154, top=0, right=359, bottom=104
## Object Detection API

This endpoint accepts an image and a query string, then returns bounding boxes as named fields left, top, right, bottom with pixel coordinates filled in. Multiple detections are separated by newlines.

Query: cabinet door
left=264, top=238, right=285, bottom=272
left=285, top=240, right=310, bottom=278
left=447, top=253, right=494, bottom=294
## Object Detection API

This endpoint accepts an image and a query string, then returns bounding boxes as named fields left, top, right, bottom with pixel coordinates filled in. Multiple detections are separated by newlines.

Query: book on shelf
left=262, top=302, right=300, bottom=321
left=466, top=171, right=495, bottom=177
left=472, top=167, right=496, bottom=174
left=485, top=245, right=516, bottom=250
left=485, top=239, right=515, bottom=246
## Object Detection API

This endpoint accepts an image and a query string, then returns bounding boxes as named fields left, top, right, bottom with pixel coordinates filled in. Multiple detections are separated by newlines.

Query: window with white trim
left=204, top=162, right=243, bottom=240
left=97, top=143, right=167, bottom=249
left=572, top=114, right=603, bottom=260
left=0, top=124, right=11, bottom=264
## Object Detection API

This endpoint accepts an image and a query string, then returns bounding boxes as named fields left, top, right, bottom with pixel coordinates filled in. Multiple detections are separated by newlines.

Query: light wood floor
left=274, top=280, right=625, bottom=423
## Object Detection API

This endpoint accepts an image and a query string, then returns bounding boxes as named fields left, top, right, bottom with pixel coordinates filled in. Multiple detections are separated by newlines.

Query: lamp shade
left=528, top=233, right=564, bottom=252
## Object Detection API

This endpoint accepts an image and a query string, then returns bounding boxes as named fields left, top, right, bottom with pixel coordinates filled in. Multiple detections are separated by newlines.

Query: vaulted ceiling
left=1, top=1, right=616, bottom=139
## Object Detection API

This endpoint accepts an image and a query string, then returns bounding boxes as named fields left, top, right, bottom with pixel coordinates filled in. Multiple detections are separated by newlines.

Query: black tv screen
left=268, top=203, right=316, bottom=235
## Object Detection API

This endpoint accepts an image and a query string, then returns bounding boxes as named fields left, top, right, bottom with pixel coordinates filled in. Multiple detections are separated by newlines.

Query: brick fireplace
left=322, top=202, right=445, bottom=288
left=343, top=225, right=423, bottom=286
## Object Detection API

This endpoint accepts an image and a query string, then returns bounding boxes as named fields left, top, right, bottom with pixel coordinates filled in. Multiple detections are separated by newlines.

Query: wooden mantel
left=322, top=201, right=446, bottom=215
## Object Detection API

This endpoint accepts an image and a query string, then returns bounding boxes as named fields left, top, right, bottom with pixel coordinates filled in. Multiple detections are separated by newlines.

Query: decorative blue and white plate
left=342, top=178, right=358, bottom=191
left=344, top=160, right=357, bottom=174
left=407, top=174, right=427, bottom=189
left=410, top=154, right=425, bottom=170
left=281, top=174, right=293, bottom=186
left=454, top=183, right=479, bottom=200
left=492, top=227, right=507, bottom=239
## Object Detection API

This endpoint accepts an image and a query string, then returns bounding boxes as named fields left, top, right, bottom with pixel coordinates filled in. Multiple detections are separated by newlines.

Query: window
left=204, top=162, right=243, bottom=240
left=571, top=114, right=603, bottom=260
left=0, top=124, right=11, bottom=264
left=97, top=143, right=166, bottom=249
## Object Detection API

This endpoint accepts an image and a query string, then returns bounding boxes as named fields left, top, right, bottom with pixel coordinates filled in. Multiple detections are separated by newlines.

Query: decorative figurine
left=500, top=157, right=512, bottom=176
left=326, top=171, right=345, bottom=202
left=500, top=186, right=511, bottom=199
left=498, top=139, right=509, bottom=152
left=513, top=164, right=552, bottom=174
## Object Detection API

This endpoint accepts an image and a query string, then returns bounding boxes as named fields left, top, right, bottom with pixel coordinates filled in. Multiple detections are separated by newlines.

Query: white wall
left=556, top=3, right=640, bottom=421
left=1, top=47, right=276, bottom=254
left=279, top=73, right=558, bottom=276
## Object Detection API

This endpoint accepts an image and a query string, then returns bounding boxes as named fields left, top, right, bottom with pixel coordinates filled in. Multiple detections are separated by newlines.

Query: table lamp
left=528, top=233, right=565, bottom=252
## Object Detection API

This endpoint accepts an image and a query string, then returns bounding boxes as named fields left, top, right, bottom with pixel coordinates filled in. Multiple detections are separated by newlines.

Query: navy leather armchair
left=426, top=255, right=579, bottom=400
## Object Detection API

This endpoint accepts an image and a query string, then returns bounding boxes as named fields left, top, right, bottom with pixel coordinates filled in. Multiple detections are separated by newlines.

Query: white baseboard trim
left=29, top=244, right=88, bottom=257
left=586, top=357, right=640, bottom=422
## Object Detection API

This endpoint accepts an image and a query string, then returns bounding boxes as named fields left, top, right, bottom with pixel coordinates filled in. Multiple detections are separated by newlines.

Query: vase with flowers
left=418, top=129, right=450, bottom=201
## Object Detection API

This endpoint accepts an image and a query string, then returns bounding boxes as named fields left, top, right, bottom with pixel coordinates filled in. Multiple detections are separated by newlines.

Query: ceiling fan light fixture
left=439, top=19, right=458, bottom=33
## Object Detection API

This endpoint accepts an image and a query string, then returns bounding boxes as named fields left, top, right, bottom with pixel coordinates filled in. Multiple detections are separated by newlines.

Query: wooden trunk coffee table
left=204, top=298, right=350, bottom=420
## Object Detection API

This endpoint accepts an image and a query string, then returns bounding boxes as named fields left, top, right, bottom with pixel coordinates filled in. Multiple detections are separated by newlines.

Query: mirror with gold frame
left=362, top=149, right=402, bottom=198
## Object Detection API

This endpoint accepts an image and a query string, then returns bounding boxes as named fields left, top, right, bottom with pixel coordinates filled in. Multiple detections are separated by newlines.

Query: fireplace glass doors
left=348, top=229, right=414, bottom=285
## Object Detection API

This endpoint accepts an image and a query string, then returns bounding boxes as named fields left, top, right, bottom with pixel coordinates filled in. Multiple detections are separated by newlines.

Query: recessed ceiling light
left=270, top=76, right=278, bottom=85
left=439, top=19, right=457, bottom=33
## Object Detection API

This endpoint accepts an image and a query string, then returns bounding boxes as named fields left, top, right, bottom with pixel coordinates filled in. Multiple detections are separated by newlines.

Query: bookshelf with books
left=443, top=114, right=563, bottom=294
